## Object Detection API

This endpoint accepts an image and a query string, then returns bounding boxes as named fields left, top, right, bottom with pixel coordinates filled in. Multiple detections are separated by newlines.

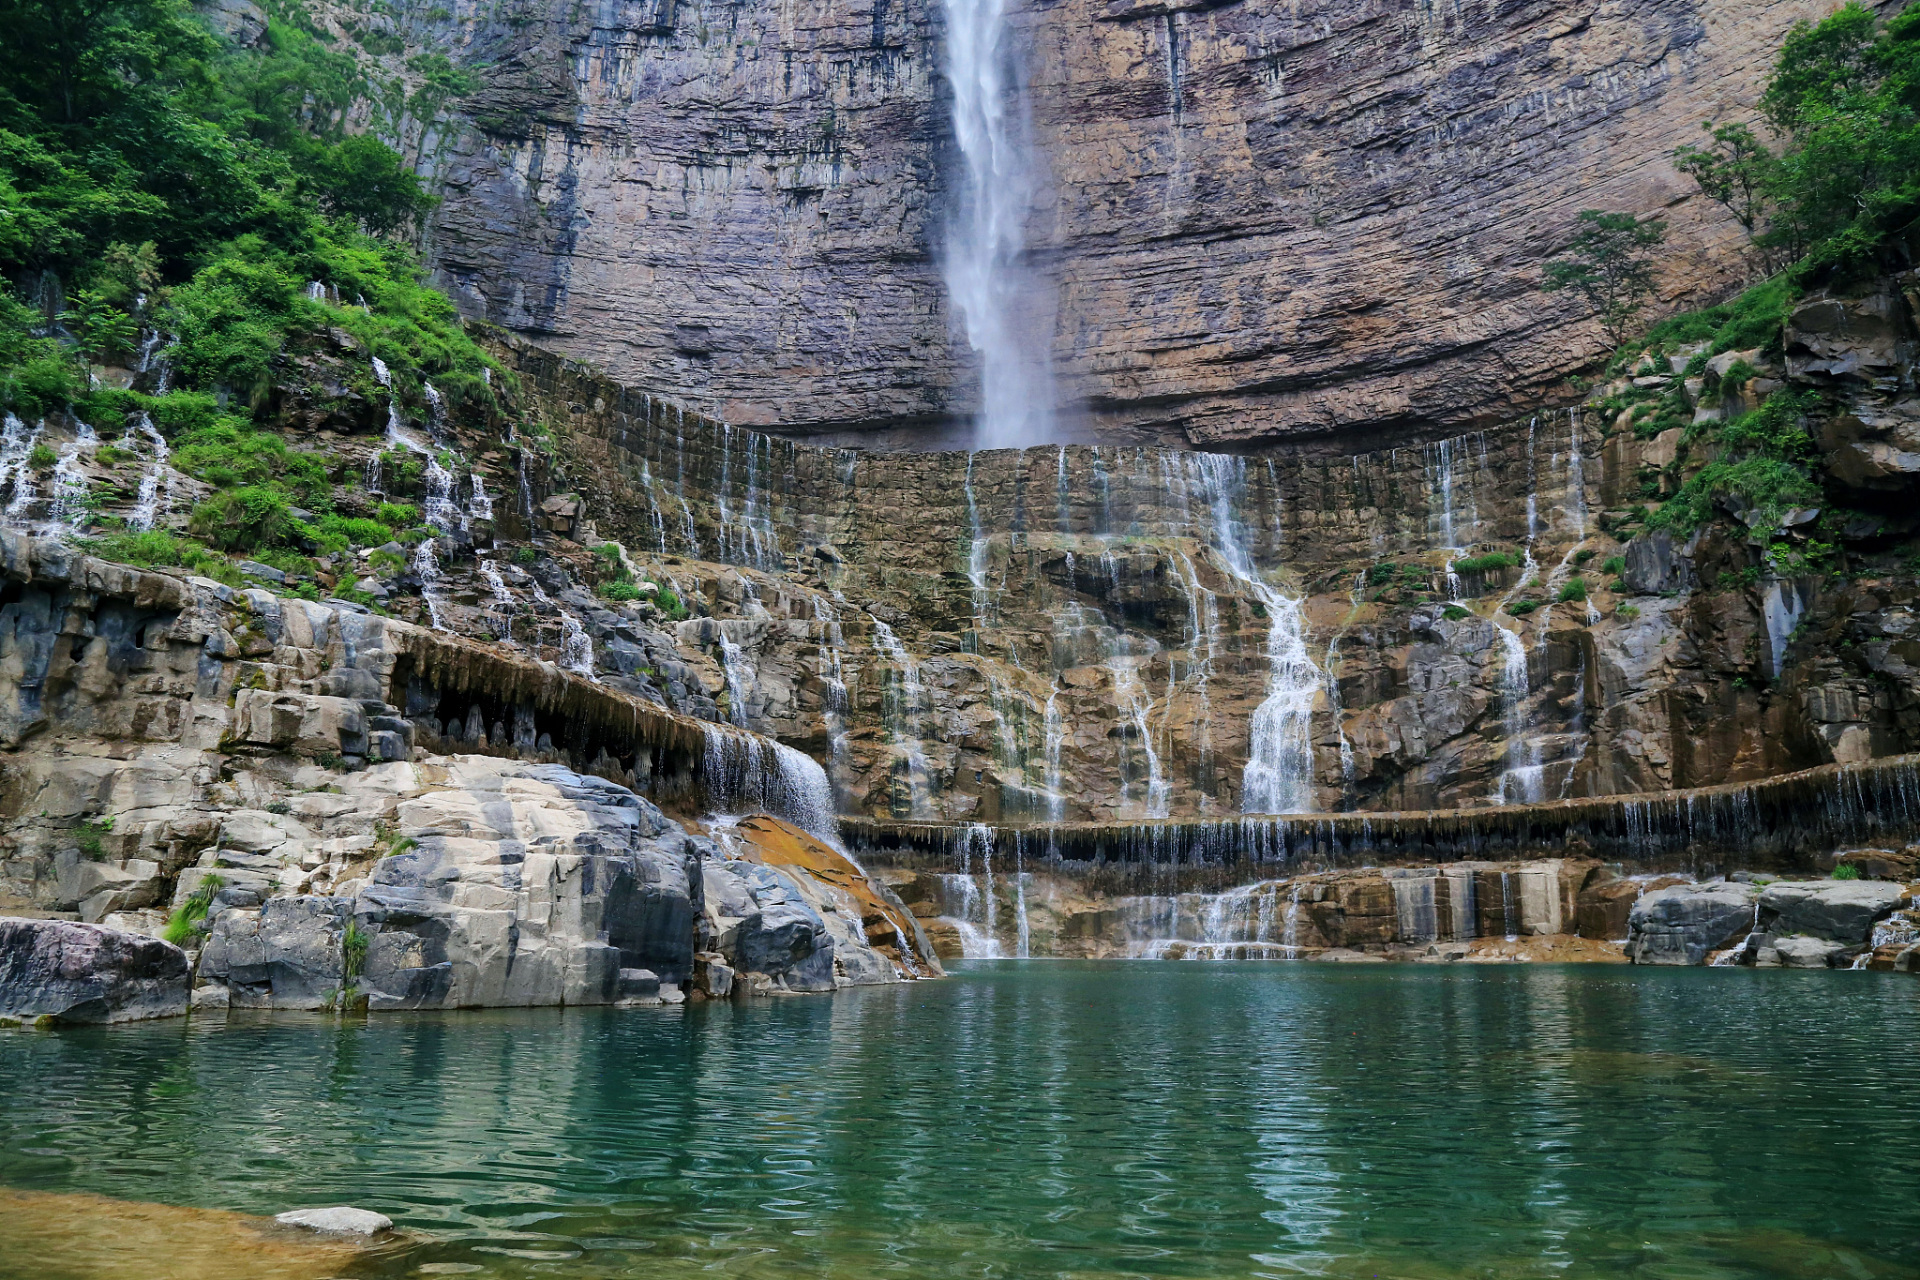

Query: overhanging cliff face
left=361, top=0, right=1846, bottom=445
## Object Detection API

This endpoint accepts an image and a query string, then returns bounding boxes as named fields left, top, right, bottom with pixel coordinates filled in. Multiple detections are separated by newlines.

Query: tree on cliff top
left=1541, top=211, right=1668, bottom=347
left=1677, top=2, right=1920, bottom=283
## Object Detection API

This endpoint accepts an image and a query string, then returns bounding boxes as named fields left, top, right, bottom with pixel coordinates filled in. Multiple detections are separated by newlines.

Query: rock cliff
left=303, top=0, right=1864, bottom=445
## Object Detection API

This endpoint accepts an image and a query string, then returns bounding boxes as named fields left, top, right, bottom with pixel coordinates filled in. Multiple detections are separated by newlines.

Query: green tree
left=1674, top=122, right=1786, bottom=269
left=1542, top=210, right=1669, bottom=347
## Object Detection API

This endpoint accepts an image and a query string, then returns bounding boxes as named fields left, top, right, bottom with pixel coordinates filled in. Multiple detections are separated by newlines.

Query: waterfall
left=717, top=632, right=754, bottom=727
left=700, top=726, right=839, bottom=840
left=942, top=0, right=1053, bottom=447
left=478, top=558, right=516, bottom=643
left=0, top=414, right=40, bottom=517
left=1242, top=592, right=1321, bottom=814
left=872, top=618, right=933, bottom=817
left=964, top=452, right=990, bottom=625
left=371, top=356, right=391, bottom=387
left=1492, top=624, right=1540, bottom=805
left=128, top=412, right=172, bottom=532
left=45, top=422, right=96, bottom=534
left=467, top=473, right=493, bottom=525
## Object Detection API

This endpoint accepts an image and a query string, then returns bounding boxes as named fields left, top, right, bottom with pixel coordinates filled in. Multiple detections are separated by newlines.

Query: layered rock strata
left=306, top=0, right=1852, bottom=445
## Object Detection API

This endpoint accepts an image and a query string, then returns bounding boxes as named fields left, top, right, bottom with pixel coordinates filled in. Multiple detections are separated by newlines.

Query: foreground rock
left=1626, top=883, right=1761, bottom=966
left=273, top=1208, right=392, bottom=1236
left=0, top=918, right=189, bottom=1023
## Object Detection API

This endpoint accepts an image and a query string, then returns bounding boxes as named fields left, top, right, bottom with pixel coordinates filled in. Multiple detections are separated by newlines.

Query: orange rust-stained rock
left=727, top=815, right=941, bottom=977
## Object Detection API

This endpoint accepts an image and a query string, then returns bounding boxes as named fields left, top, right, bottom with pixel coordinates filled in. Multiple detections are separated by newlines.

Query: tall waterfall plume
left=942, top=0, right=1054, bottom=448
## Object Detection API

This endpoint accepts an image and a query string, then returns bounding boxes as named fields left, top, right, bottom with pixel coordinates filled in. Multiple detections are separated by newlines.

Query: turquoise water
left=2, top=961, right=1918, bottom=1279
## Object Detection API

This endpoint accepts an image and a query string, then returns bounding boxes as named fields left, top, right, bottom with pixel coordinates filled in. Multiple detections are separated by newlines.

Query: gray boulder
left=1762, top=935, right=1852, bottom=969
left=198, top=895, right=350, bottom=1009
left=705, top=860, right=836, bottom=993
left=1759, top=880, right=1907, bottom=942
left=1627, top=882, right=1760, bottom=965
left=0, top=917, right=189, bottom=1023
left=274, top=1207, right=392, bottom=1235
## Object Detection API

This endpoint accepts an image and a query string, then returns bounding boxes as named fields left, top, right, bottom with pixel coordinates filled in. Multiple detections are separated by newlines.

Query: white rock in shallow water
left=274, top=1206, right=393, bottom=1235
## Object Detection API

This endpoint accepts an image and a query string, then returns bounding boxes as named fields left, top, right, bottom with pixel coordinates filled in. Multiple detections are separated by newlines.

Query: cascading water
left=529, top=578, right=598, bottom=680
left=477, top=557, right=516, bottom=643
left=717, top=632, right=755, bottom=727
left=942, top=0, right=1053, bottom=447
left=872, top=618, right=933, bottom=818
left=1186, top=453, right=1322, bottom=814
left=44, top=421, right=97, bottom=534
left=0, top=414, right=40, bottom=516
left=129, top=412, right=173, bottom=531
left=700, top=726, right=839, bottom=840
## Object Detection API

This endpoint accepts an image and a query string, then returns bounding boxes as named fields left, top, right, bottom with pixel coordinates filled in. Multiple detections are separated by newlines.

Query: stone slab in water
left=0, top=917, right=189, bottom=1023
left=273, top=1207, right=392, bottom=1235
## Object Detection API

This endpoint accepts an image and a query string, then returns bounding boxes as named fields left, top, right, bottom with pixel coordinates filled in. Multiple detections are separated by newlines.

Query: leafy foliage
left=1542, top=211, right=1668, bottom=345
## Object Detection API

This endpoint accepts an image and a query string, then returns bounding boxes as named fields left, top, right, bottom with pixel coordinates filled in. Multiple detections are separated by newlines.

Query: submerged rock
left=0, top=918, right=189, bottom=1023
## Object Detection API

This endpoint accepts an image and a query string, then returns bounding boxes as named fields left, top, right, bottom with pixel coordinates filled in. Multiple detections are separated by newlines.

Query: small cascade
left=423, top=383, right=446, bottom=436
left=1390, top=875, right=1440, bottom=944
left=1186, top=452, right=1322, bottom=815
left=530, top=578, right=598, bottom=680
left=1492, top=624, right=1541, bottom=805
left=371, top=356, right=391, bottom=387
left=1041, top=680, right=1068, bottom=821
left=304, top=280, right=327, bottom=303
left=421, top=451, right=461, bottom=533
left=1564, top=407, right=1588, bottom=540
left=1761, top=578, right=1807, bottom=680
left=945, top=823, right=1009, bottom=957
left=558, top=609, right=596, bottom=678
left=477, top=557, right=516, bottom=643
left=411, top=539, right=447, bottom=630
left=1242, top=591, right=1320, bottom=814
left=717, top=632, right=755, bottom=727
left=1710, top=903, right=1766, bottom=967
left=871, top=618, right=933, bottom=818
left=700, top=726, right=839, bottom=839
left=963, top=452, right=990, bottom=626
left=1500, top=871, right=1517, bottom=940
left=466, top=473, right=493, bottom=525
left=517, top=446, right=536, bottom=523
left=812, top=598, right=852, bottom=792
left=44, top=421, right=97, bottom=534
left=0, top=414, right=40, bottom=516
left=1109, top=647, right=1170, bottom=819
left=127, top=412, right=172, bottom=532
left=712, top=425, right=782, bottom=570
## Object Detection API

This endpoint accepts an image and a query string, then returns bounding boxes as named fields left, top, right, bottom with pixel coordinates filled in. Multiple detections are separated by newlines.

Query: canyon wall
left=309, top=0, right=1859, bottom=446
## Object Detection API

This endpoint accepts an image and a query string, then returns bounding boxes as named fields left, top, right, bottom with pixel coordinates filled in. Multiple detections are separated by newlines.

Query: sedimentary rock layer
left=318, top=0, right=1852, bottom=444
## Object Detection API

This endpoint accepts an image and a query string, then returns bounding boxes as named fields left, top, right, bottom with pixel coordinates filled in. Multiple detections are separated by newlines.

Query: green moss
left=1441, top=604, right=1471, bottom=621
left=75, top=817, right=115, bottom=861
left=1557, top=577, right=1589, bottom=603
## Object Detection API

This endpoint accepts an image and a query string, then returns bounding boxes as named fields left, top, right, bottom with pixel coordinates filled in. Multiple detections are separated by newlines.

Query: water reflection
left=0, top=965, right=1916, bottom=1280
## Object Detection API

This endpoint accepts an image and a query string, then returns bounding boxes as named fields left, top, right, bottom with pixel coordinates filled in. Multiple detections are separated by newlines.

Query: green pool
left=2, top=962, right=1916, bottom=1279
